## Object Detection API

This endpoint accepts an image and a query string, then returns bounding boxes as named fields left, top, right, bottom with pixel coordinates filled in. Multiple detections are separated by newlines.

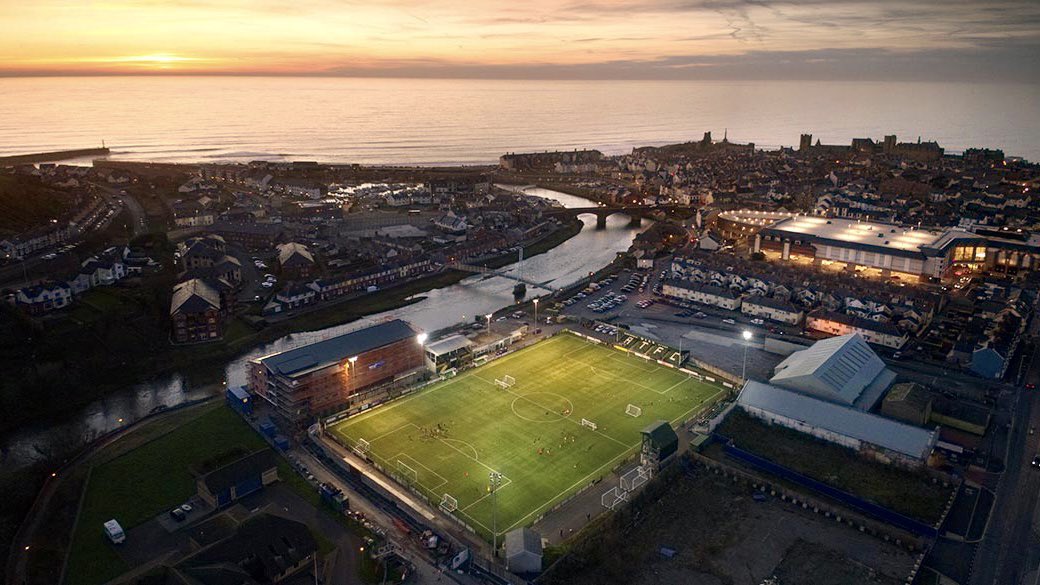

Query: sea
left=1, top=76, right=1039, bottom=163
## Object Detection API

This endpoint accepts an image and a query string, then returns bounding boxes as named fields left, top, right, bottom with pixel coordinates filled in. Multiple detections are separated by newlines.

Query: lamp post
left=741, top=330, right=752, bottom=384
left=348, top=355, right=358, bottom=403
left=486, top=313, right=493, bottom=334
left=533, top=298, right=539, bottom=324
left=489, top=471, right=503, bottom=557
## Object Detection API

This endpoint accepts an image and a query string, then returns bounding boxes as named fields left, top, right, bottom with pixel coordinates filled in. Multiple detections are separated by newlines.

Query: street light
left=348, top=355, right=358, bottom=401
left=741, top=330, right=752, bottom=384
left=533, top=298, right=539, bottom=324
left=489, top=471, right=503, bottom=557
left=486, top=313, right=493, bottom=333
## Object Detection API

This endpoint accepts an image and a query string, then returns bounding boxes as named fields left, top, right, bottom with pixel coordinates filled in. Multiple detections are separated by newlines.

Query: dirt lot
left=542, top=464, right=914, bottom=585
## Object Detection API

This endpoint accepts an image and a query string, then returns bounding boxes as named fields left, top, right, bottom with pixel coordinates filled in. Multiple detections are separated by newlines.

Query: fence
left=717, top=438, right=939, bottom=538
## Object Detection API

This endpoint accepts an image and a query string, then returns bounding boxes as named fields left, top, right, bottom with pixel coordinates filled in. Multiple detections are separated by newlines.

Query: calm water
left=1, top=187, right=643, bottom=468
left=1, top=77, right=1038, bottom=162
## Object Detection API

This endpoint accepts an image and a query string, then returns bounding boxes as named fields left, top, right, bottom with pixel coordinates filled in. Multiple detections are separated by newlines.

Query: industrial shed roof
left=738, top=381, right=936, bottom=460
left=770, top=333, right=895, bottom=410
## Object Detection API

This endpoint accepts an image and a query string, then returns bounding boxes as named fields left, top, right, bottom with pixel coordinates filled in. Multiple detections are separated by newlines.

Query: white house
left=740, top=295, right=804, bottom=325
left=16, top=281, right=74, bottom=314
left=661, top=279, right=742, bottom=311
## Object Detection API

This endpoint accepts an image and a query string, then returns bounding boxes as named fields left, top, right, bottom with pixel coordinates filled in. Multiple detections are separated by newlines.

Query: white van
left=103, top=519, right=126, bottom=544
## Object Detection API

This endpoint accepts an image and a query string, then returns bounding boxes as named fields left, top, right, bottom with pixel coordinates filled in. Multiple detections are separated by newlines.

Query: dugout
left=641, top=421, right=679, bottom=468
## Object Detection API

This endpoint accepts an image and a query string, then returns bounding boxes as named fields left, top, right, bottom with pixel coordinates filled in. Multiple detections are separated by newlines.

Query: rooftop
left=763, top=216, right=945, bottom=256
left=257, top=319, right=418, bottom=378
left=770, top=333, right=895, bottom=410
left=738, top=381, right=936, bottom=460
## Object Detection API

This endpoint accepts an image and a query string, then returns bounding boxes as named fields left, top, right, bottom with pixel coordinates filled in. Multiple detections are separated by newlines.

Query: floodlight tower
left=347, top=355, right=359, bottom=399
left=741, top=330, right=752, bottom=383
left=416, top=332, right=428, bottom=374
left=489, top=471, right=503, bottom=557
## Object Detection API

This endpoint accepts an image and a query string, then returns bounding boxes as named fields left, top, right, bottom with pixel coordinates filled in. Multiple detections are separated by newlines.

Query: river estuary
left=1, top=187, right=646, bottom=469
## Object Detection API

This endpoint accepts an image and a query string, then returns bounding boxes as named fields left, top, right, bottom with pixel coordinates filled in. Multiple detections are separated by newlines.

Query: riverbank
left=0, top=217, right=585, bottom=441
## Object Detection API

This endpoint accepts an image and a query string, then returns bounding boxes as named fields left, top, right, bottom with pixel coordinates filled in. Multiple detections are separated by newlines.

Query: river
left=1, top=187, right=644, bottom=469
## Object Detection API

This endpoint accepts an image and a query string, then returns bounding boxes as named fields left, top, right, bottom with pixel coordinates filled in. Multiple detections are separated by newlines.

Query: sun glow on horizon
left=0, top=0, right=1037, bottom=80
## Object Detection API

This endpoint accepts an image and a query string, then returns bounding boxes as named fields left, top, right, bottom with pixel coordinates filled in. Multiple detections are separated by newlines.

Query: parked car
left=722, top=318, right=736, bottom=325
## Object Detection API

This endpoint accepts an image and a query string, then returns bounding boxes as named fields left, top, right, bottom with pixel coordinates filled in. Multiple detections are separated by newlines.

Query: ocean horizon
left=2, top=76, right=1038, bottom=164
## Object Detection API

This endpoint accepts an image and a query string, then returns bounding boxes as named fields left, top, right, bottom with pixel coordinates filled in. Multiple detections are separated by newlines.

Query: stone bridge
left=543, top=204, right=685, bottom=229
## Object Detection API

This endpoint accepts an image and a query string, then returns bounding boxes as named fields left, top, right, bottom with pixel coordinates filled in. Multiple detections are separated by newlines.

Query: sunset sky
left=1, top=0, right=1039, bottom=80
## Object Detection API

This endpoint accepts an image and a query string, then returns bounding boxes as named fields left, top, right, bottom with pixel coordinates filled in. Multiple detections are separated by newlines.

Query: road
left=970, top=339, right=1040, bottom=585
left=95, top=183, right=149, bottom=237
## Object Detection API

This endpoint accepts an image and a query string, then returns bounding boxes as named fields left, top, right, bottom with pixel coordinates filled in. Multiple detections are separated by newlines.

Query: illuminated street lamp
left=741, top=330, right=752, bottom=384
left=533, top=298, right=539, bottom=324
left=486, top=313, right=493, bottom=333
left=347, top=355, right=358, bottom=400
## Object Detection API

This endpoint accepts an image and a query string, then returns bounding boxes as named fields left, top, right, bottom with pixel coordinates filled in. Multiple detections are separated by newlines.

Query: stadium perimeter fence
left=717, top=437, right=939, bottom=538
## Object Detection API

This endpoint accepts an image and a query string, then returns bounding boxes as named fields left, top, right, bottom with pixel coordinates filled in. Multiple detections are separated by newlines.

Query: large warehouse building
left=737, top=381, right=937, bottom=467
left=248, top=319, right=425, bottom=423
left=735, top=333, right=935, bottom=467
left=770, top=333, right=896, bottom=410
left=714, top=211, right=1040, bottom=281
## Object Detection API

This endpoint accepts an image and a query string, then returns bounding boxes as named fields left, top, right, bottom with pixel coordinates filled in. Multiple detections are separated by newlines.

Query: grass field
left=330, top=332, right=726, bottom=540
left=66, top=405, right=268, bottom=585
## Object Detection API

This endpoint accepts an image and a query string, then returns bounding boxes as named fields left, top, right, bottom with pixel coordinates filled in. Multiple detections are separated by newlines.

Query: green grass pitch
left=330, top=332, right=726, bottom=540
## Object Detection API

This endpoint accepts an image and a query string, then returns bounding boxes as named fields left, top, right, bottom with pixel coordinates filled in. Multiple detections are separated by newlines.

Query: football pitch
left=330, top=332, right=727, bottom=540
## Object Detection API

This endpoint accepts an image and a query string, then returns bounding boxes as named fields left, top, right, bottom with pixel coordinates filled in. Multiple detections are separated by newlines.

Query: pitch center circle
left=510, top=392, right=574, bottom=423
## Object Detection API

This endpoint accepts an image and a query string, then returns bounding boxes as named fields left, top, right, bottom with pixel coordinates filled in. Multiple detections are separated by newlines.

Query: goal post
left=581, top=418, right=598, bottom=431
left=356, top=438, right=371, bottom=454
left=601, top=486, right=627, bottom=510
left=439, top=493, right=458, bottom=513
left=503, top=375, right=516, bottom=387
left=625, top=404, right=642, bottom=417
left=620, top=465, right=652, bottom=492
left=495, top=375, right=517, bottom=389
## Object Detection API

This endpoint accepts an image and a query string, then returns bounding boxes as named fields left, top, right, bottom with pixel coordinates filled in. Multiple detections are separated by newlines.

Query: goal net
left=355, top=438, right=371, bottom=454
left=601, top=486, right=627, bottom=510
left=397, top=459, right=418, bottom=484
left=625, top=404, right=642, bottom=417
left=581, top=418, right=598, bottom=430
left=495, top=375, right=516, bottom=389
left=620, top=466, right=652, bottom=492
left=440, top=493, right=458, bottom=513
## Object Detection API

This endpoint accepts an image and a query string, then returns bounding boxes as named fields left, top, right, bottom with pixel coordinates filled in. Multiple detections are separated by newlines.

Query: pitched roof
left=738, top=381, right=935, bottom=459
left=258, top=319, right=417, bottom=378
left=199, top=449, right=278, bottom=495
left=504, top=527, right=542, bottom=559
left=171, top=278, right=221, bottom=315
left=770, top=333, right=895, bottom=409
left=277, top=242, right=314, bottom=266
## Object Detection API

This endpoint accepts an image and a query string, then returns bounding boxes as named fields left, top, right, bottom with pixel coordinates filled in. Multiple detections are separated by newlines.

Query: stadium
left=327, top=331, right=728, bottom=541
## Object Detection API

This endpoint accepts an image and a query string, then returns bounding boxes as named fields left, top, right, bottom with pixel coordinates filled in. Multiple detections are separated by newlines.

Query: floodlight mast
left=490, top=471, right=503, bottom=556
left=741, top=330, right=752, bottom=383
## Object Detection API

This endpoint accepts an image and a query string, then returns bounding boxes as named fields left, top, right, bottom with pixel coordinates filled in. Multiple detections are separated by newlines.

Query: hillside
left=0, top=175, right=78, bottom=236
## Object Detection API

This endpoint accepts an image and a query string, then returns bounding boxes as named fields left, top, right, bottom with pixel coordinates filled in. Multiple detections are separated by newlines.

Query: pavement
left=968, top=340, right=1040, bottom=585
